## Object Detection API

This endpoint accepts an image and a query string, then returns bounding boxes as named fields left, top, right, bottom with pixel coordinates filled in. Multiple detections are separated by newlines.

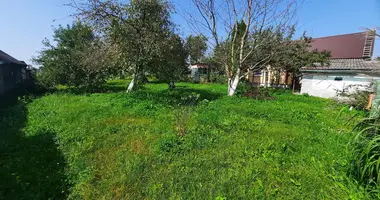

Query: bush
left=212, top=74, right=228, bottom=84
left=34, top=22, right=112, bottom=92
left=199, top=75, right=209, bottom=83
left=236, top=80, right=276, bottom=100
left=336, top=84, right=373, bottom=110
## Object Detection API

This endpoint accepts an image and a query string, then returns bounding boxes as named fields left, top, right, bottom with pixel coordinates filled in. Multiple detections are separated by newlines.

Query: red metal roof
left=311, top=32, right=368, bottom=59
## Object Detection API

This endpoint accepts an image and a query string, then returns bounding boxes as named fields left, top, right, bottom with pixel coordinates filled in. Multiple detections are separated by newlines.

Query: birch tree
left=189, top=0, right=299, bottom=96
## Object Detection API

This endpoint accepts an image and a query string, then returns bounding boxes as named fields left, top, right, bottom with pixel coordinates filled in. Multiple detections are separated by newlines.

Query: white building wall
left=189, top=64, right=201, bottom=82
left=300, top=73, right=379, bottom=98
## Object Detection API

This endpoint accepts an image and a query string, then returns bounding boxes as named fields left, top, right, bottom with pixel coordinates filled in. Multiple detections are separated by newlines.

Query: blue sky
left=0, top=0, right=379, bottom=65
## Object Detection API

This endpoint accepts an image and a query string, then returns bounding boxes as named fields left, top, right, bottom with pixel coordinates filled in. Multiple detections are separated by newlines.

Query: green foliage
left=271, top=32, right=331, bottom=74
left=34, top=22, right=111, bottom=91
left=72, top=0, right=185, bottom=90
left=239, top=85, right=276, bottom=100
left=0, top=80, right=372, bottom=199
left=214, top=21, right=251, bottom=74
left=173, top=92, right=200, bottom=137
left=185, top=34, right=208, bottom=64
left=337, top=84, right=372, bottom=110
left=114, top=0, right=176, bottom=83
left=351, top=117, right=380, bottom=195
left=152, top=34, right=188, bottom=85
left=212, top=74, right=228, bottom=84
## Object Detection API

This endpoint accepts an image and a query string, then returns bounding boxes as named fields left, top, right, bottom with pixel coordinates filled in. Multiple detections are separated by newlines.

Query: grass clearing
left=0, top=80, right=371, bottom=199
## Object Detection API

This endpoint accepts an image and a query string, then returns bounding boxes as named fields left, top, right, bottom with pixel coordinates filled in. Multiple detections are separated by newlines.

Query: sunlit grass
left=0, top=80, right=371, bottom=199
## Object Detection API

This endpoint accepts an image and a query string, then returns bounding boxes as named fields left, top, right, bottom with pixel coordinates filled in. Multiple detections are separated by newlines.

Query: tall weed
left=351, top=117, right=380, bottom=188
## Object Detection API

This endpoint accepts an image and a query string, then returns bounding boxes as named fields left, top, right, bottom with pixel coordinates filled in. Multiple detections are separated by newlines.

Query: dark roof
left=310, top=32, right=371, bottom=59
left=0, top=50, right=26, bottom=65
left=301, top=59, right=380, bottom=71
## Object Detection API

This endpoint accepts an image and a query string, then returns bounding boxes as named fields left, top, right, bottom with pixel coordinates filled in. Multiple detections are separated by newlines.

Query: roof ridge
left=330, top=58, right=365, bottom=60
left=0, top=49, right=26, bottom=65
left=312, top=31, right=367, bottom=40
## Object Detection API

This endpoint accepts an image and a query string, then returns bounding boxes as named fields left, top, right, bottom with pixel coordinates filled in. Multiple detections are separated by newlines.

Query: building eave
left=300, top=69, right=371, bottom=73
left=300, top=70, right=380, bottom=76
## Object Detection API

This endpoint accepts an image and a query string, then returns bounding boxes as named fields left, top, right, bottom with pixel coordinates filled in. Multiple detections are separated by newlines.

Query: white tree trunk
left=228, top=73, right=240, bottom=96
left=127, top=74, right=136, bottom=92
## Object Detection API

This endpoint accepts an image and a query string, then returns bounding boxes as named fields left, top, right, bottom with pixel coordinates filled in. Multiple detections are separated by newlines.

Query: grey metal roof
left=301, top=59, right=380, bottom=71
left=0, top=50, right=26, bottom=65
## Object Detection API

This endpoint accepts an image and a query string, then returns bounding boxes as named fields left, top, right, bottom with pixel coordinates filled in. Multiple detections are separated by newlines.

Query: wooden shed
left=0, top=50, right=29, bottom=97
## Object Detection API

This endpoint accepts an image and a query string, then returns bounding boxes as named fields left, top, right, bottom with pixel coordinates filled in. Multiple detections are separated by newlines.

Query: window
left=334, top=77, right=343, bottom=81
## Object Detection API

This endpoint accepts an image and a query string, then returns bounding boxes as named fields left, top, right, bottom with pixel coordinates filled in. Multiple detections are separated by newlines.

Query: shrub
left=179, top=92, right=200, bottom=106
left=34, top=22, right=112, bottom=92
left=336, top=84, right=373, bottom=110
left=199, top=75, right=209, bottom=83
left=236, top=81, right=276, bottom=100
left=173, top=92, right=199, bottom=137
left=212, top=74, right=228, bottom=84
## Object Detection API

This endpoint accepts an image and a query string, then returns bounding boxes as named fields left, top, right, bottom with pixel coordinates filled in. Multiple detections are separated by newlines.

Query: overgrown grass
left=0, top=80, right=372, bottom=199
left=350, top=116, right=380, bottom=197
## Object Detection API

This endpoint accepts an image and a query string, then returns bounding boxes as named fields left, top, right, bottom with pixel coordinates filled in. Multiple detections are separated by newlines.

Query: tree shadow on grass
left=0, top=101, right=69, bottom=200
left=54, top=81, right=223, bottom=106
left=55, top=82, right=128, bottom=95
left=130, top=87, right=224, bottom=106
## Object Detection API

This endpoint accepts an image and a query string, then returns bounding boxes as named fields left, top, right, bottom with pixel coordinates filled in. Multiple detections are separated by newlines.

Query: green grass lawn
left=0, top=80, right=371, bottom=199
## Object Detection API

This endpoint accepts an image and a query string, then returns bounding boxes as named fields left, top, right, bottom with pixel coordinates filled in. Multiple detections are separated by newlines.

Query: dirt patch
left=130, top=139, right=150, bottom=155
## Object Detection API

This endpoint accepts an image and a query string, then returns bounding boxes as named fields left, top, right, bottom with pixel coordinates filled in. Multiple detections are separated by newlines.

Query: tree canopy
left=271, top=33, right=331, bottom=74
left=190, top=0, right=299, bottom=95
left=34, top=22, right=112, bottom=91
left=34, top=0, right=332, bottom=95
left=184, top=35, right=208, bottom=64
left=36, top=0, right=188, bottom=91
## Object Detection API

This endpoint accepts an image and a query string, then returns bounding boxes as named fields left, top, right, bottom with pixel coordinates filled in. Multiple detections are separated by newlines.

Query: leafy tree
left=268, top=32, right=330, bottom=90
left=34, top=22, right=111, bottom=91
left=70, top=0, right=182, bottom=91
left=190, top=0, right=299, bottom=95
left=273, top=34, right=330, bottom=80
left=376, top=57, right=380, bottom=61
left=201, top=55, right=222, bottom=77
left=152, top=34, right=188, bottom=89
left=184, top=35, right=208, bottom=64
left=212, top=23, right=287, bottom=83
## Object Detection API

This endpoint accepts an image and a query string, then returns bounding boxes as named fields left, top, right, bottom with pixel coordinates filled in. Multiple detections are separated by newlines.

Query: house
left=248, top=66, right=293, bottom=88
left=0, top=50, right=31, bottom=97
left=300, top=31, right=380, bottom=98
left=189, top=63, right=215, bottom=82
